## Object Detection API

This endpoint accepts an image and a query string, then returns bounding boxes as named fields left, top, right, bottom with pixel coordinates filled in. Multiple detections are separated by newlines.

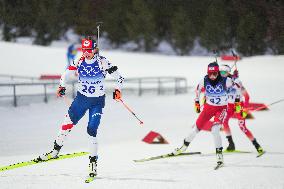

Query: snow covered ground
left=0, top=41, right=284, bottom=189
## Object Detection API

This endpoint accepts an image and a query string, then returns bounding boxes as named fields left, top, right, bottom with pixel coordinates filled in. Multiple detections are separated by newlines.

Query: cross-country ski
left=134, top=152, right=201, bottom=162
left=0, top=152, right=88, bottom=172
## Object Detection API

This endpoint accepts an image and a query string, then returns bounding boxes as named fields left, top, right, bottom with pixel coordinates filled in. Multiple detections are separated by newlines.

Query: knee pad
left=87, top=113, right=102, bottom=137
left=87, top=127, right=98, bottom=137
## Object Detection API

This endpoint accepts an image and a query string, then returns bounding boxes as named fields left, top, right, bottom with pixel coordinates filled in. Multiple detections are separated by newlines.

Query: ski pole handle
left=119, top=99, right=144, bottom=125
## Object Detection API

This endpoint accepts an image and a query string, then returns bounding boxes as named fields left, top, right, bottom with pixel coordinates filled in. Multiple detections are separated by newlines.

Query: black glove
left=57, top=86, right=66, bottom=97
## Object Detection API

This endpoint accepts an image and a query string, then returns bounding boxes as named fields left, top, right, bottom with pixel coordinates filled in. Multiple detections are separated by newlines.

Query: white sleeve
left=195, top=79, right=204, bottom=102
left=226, top=77, right=233, bottom=88
left=100, top=56, right=124, bottom=90
left=59, top=58, right=80, bottom=87
left=235, top=78, right=246, bottom=91
left=233, top=78, right=242, bottom=99
left=227, top=77, right=241, bottom=101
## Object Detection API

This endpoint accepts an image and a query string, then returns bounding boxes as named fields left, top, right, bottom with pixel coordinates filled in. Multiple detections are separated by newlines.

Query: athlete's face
left=208, top=72, right=218, bottom=80
left=82, top=49, right=95, bottom=60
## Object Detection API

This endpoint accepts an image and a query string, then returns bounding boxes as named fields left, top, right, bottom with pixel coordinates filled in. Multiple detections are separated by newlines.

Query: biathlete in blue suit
left=36, top=37, right=124, bottom=179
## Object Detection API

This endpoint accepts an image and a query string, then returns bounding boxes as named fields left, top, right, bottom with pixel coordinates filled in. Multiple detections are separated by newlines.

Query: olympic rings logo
left=206, top=84, right=223, bottom=94
left=80, top=64, right=101, bottom=76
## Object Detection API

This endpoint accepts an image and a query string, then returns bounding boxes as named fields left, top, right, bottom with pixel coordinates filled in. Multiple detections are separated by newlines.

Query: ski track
left=0, top=42, right=284, bottom=189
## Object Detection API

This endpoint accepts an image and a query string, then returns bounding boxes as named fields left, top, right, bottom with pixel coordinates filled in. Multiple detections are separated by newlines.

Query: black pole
left=13, top=84, right=17, bottom=107
left=44, top=84, right=48, bottom=103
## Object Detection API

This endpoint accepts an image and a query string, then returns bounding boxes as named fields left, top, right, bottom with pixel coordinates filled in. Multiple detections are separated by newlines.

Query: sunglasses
left=82, top=49, right=93, bottom=54
left=208, top=72, right=218, bottom=76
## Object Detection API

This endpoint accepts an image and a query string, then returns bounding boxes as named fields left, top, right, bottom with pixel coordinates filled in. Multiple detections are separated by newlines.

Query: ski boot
left=215, top=147, right=224, bottom=169
left=226, top=136, right=235, bottom=151
left=172, top=140, right=190, bottom=155
left=34, top=141, right=62, bottom=162
left=85, top=156, right=97, bottom=183
left=252, top=139, right=264, bottom=155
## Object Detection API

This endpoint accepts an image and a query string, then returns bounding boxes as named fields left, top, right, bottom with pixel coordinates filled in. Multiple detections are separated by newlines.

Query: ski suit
left=223, top=77, right=254, bottom=141
left=183, top=74, right=240, bottom=150
left=59, top=54, right=124, bottom=138
left=195, top=75, right=236, bottom=131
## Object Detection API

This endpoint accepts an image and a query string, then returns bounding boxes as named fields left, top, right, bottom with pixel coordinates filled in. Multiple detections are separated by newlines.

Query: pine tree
left=1, top=0, right=18, bottom=41
left=74, top=0, right=96, bottom=37
left=100, top=0, right=130, bottom=47
left=265, top=0, right=284, bottom=54
left=170, top=7, right=195, bottom=55
left=0, top=0, right=282, bottom=55
left=200, top=0, right=230, bottom=51
left=126, top=0, right=156, bottom=51
left=150, top=1, right=176, bottom=44
left=236, top=11, right=266, bottom=56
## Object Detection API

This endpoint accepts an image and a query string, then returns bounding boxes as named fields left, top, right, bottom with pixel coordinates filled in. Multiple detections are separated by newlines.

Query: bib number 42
left=210, top=98, right=221, bottom=105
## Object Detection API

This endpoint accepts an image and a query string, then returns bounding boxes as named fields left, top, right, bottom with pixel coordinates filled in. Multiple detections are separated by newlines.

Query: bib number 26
left=82, top=85, right=103, bottom=94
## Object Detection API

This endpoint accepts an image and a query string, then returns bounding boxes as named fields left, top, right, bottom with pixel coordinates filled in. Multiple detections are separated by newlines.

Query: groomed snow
left=0, top=41, right=284, bottom=189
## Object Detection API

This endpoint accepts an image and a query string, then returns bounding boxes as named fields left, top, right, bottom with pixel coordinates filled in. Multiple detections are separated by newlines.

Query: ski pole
left=231, top=50, right=239, bottom=70
left=213, top=49, right=218, bottom=63
left=245, top=98, right=284, bottom=112
left=96, top=22, right=103, bottom=49
left=119, top=99, right=144, bottom=125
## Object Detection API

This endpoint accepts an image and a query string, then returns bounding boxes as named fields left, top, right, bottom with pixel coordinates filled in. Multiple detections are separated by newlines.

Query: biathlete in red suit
left=219, top=65, right=264, bottom=154
left=173, top=62, right=240, bottom=167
